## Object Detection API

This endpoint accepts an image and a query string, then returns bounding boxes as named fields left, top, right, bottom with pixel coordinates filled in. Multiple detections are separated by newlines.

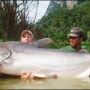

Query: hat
left=68, top=27, right=85, bottom=41
left=21, top=30, right=34, bottom=38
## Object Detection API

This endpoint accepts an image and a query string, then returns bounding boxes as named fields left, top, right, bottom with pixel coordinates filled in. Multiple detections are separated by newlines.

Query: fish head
left=0, top=43, right=12, bottom=66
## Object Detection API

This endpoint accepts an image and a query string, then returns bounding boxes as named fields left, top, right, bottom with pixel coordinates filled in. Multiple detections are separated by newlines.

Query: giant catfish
left=0, top=39, right=90, bottom=78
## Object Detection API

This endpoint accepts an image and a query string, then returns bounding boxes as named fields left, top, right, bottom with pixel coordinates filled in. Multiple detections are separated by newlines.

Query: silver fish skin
left=0, top=41, right=90, bottom=78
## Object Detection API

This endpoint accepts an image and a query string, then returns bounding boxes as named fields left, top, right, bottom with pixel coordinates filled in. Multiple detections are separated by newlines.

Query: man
left=60, top=27, right=88, bottom=53
left=20, top=30, right=53, bottom=47
left=20, top=30, right=34, bottom=43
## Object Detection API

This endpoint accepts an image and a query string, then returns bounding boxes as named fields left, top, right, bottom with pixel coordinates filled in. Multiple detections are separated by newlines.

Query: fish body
left=0, top=41, right=90, bottom=78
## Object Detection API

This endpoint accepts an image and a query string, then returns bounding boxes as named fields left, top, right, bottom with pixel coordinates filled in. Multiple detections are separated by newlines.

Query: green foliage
left=0, top=38, right=4, bottom=42
left=82, top=42, right=90, bottom=52
left=87, top=31, right=90, bottom=41
left=37, top=1, right=90, bottom=51
left=0, top=0, right=34, bottom=41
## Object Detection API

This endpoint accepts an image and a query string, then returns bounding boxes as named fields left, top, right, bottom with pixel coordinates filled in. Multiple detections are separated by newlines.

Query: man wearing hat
left=20, top=30, right=34, bottom=43
left=60, top=27, right=88, bottom=52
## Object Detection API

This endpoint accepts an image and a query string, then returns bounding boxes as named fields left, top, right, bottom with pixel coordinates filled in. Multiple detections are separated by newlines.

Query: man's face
left=21, top=33, right=33, bottom=43
left=69, top=36, right=83, bottom=47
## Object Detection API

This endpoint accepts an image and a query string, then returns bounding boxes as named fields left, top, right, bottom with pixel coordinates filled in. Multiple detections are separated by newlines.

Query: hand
left=21, top=71, right=33, bottom=79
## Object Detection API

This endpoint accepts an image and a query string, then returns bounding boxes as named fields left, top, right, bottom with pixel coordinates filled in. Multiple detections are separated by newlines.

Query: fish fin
left=34, top=38, right=53, bottom=48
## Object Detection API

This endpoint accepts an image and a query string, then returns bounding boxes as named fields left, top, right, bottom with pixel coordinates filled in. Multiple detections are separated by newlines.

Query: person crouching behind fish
left=20, top=30, right=53, bottom=47
left=60, top=27, right=88, bottom=53
left=20, top=30, right=34, bottom=43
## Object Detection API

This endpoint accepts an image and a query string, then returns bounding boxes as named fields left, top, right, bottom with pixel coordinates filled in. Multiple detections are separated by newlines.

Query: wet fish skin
left=0, top=41, right=90, bottom=78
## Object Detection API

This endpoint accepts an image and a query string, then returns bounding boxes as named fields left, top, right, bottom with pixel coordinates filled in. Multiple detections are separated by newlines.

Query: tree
left=0, top=0, right=35, bottom=40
